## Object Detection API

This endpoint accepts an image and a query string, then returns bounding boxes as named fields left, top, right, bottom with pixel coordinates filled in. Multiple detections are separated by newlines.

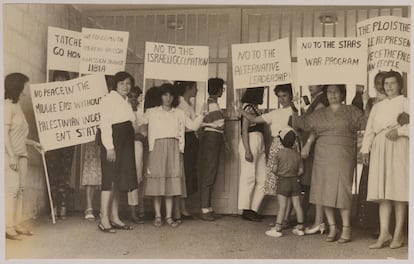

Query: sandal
left=109, top=221, right=134, bottom=230
left=166, top=217, right=180, bottom=228
left=98, top=223, right=116, bottom=233
left=153, top=216, right=162, bottom=227
left=85, top=209, right=95, bottom=221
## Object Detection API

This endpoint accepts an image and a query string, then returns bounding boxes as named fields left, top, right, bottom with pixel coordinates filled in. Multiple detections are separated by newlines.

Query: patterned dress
left=81, top=141, right=101, bottom=187
left=296, top=105, right=366, bottom=209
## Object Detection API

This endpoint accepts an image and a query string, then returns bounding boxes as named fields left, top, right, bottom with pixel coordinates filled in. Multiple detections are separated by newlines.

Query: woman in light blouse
left=5, top=73, right=42, bottom=239
left=361, top=71, right=409, bottom=249
left=98, top=71, right=138, bottom=233
left=141, top=83, right=207, bottom=227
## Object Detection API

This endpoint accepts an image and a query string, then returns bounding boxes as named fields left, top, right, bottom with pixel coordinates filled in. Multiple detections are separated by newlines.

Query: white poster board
left=297, top=37, right=368, bottom=87
left=144, top=41, right=209, bottom=82
left=30, top=74, right=108, bottom=151
left=47, top=26, right=81, bottom=73
left=356, top=16, right=410, bottom=96
left=80, top=28, right=129, bottom=75
left=232, top=38, right=292, bottom=89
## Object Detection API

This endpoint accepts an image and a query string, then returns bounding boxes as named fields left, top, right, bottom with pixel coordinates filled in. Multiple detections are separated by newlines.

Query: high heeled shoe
left=338, top=226, right=352, bottom=243
left=369, top=234, right=392, bottom=249
left=325, top=224, right=338, bottom=242
left=390, top=236, right=404, bottom=249
left=304, top=223, right=326, bottom=235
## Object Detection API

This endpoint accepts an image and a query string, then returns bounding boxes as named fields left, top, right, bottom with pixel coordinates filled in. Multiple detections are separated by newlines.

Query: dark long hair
left=5, top=73, right=29, bottom=103
left=144, top=86, right=161, bottom=111
left=159, top=83, right=179, bottom=108
left=241, top=87, right=264, bottom=105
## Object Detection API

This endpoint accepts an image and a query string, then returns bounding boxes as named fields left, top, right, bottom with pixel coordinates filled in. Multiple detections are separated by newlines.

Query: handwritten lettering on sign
left=232, top=38, right=292, bottom=89
left=144, top=42, right=209, bottom=82
left=80, top=28, right=129, bottom=75
left=47, top=27, right=81, bottom=72
left=297, top=37, right=368, bottom=86
left=30, top=74, right=108, bottom=151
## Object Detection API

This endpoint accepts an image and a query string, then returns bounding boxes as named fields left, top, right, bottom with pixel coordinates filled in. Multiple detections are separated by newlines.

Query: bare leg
left=276, top=195, right=288, bottom=226
left=324, top=206, right=337, bottom=242
left=110, top=192, right=124, bottom=226
left=166, top=196, right=174, bottom=219
left=369, top=200, right=392, bottom=249
left=283, top=197, right=292, bottom=226
left=291, top=196, right=304, bottom=224
left=85, top=186, right=94, bottom=211
left=338, top=208, right=352, bottom=242
left=153, top=197, right=162, bottom=218
left=391, top=201, right=407, bottom=248
left=100, top=191, right=113, bottom=228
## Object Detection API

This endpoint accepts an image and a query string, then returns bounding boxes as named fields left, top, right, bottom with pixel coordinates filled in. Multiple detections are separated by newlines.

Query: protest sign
left=297, top=37, right=368, bottom=86
left=47, top=26, right=81, bottom=73
left=232, top=38, right=292, bottom=89
left=80, top=28, right=129, bottom=75
left=357, top=16, right=410, bottom=96
left=30, top=74, right=108, bottom=151
left=144, top=42, right=209, bottom=82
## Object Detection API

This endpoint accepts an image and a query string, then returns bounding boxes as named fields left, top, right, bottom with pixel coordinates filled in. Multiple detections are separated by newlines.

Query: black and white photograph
left=1, top=0, right=412, bottom=262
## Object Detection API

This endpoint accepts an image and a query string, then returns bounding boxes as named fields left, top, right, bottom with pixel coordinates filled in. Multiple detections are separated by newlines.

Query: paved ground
left=6, top=213, right=409, bottom=260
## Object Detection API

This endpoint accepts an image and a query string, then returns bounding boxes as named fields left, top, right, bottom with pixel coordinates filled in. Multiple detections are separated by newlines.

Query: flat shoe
left=15, top=229, right=33, bottom=236
left=98, top=223, right=116, bottom=233
left=110, top=221, right=134, bottom=230
left=166, top=217, right=180, bottom=228
left=6, top=233, right=22, bottom=240
left=181, top=214, right=197, bottom=220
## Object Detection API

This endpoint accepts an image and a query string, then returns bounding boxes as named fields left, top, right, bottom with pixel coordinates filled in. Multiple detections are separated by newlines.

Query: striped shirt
left=4, top=99, right=29, bottom=157
left=203, top=97, right=225, bottom=133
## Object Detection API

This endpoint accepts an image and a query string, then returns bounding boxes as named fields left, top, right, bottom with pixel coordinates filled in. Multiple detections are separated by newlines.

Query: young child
left=265, top=128, right=304, bottom=237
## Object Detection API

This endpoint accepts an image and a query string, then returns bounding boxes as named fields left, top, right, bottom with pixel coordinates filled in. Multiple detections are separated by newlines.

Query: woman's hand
left=245, top=150, right=254, bottom=162
left=301, top=144, right=311, bottom=159
left=106, top=149, right=116, bottom=162
left=33, top=142, right=43, bottom=153
left=397, top=112, right=409, bottom=126
left=385, top=128, right=399, bottom=141
left=362, top=153, right=370, bottom=166
left=9, top=155, right=19, bottom=171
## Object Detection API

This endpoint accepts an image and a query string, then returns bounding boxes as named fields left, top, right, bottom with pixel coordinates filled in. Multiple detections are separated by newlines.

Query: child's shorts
left=277, top=176, right=301, bottom=197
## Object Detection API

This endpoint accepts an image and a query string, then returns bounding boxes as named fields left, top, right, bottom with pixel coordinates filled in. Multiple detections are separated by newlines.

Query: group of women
left=4, top=69, right=409, bottom=249
left=237, top=70, right=409, bottom=247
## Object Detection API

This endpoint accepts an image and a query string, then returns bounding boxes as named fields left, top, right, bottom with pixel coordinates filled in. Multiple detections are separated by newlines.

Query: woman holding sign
left=291, top=84, right=367, bottom=243
left=238, top=84, right=296, bottom=227
left=140, top=83, right=206, bottom=227
left=5, top=73, right=42, bottom=239
left=361, top=71, right=409, bottom=249
left=98, top=71, right=138, bottom=233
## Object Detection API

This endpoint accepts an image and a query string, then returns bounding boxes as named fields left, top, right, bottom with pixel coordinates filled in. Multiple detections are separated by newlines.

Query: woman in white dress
left=361, top=71, right=409, bottom=249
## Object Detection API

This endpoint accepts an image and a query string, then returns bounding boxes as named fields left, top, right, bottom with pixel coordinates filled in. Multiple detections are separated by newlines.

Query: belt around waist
left=317, top=135, right=355, bottom=146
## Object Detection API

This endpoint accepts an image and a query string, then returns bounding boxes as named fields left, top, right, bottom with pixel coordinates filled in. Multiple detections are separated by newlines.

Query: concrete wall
left=3, top=4, right=82, bottom=220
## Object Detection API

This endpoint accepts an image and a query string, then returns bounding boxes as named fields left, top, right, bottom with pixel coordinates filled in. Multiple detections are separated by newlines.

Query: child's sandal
left=84, top=208, right=95, bottom=221
left=166, top=217, right=180, bottom=228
